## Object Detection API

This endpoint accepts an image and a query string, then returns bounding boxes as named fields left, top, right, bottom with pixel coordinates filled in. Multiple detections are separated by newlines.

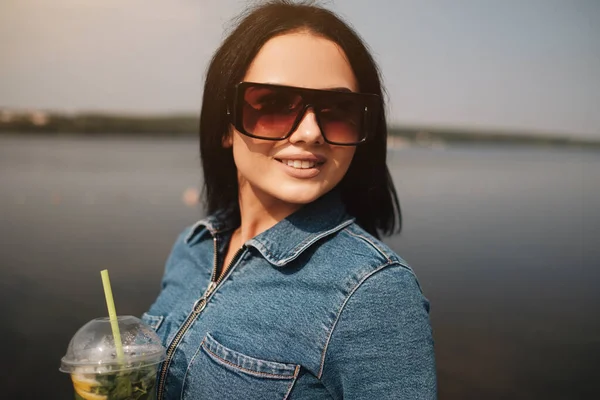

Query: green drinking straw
left=101, top=269, right=125, bottom=362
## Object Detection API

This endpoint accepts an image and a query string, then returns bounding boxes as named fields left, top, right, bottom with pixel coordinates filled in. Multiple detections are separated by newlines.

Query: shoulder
left=339, top=259, right=430, bottom=319
left=293, top=219, right=425, bottom=301
left=163, top=222, right=211, bottom=272
left=311, top=220, right=430, bottom=326
left=318, top=234, right=435, bottom=394
left=169, top=223, right=199, bottom=253
left=338, top=222, right=412, bottom=267
left=323, top=223, right=431, bottom=344
left=328, top=222, right=429, bottom=320
left=318, top=220, right=417, bottom=281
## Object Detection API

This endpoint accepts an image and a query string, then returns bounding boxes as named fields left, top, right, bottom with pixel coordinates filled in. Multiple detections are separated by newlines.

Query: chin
left=272, top=185, right=333, bottom=205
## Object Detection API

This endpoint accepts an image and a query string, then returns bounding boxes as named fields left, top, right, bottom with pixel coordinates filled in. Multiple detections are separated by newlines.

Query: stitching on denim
left=152, top=316, right=164, bottom=331
left=203, top=333, right=289, bottom=370
left=250, top=241, right=282, bottom=266
left=180, top=339, right=206, bottom=400
left=201, top=341, right=297, bottom=379
left=343, top=229, right=394, bottom=264
left=343, top=229, right=415, bottom=274
left=282, top=365, right=301, bottom=400
left=317, top=261, right=399, bottom=379
left=281, top=219, right=355, bottom=264
left=141, top=313, right=164, bottom=331
left=251, top=218, right=354, bottom=266
left=288, top=219, right=354, bottom=255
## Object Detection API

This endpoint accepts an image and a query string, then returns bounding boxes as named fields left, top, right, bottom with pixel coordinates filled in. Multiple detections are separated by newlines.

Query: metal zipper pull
left=191, top=297, right=207, bottom=314
left=204, top=281, right=218, bottom=298
left=156, top=244, right=247, bottom=399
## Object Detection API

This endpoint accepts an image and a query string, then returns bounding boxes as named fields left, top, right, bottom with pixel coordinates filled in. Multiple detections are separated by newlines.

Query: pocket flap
left=201, top=333, right=298, bottom=379
left=141, top=312, right=164, bottom=331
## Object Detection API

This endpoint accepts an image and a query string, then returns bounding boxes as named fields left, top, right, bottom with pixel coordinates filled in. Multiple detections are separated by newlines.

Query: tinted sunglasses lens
left=242, top=86, right=302, bottom=138
left=317, top=97, right=365, bottom=144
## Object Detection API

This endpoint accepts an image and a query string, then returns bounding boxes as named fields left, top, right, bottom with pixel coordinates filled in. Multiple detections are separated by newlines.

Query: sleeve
left=142, top=228, right=191, bottom=317
left=320, top=264, right=437, bottom=399
left=160, top=227, right=194, bottom=290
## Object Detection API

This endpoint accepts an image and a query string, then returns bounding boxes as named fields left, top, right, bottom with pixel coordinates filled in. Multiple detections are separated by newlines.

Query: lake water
left=1, top=135, right=598, bottom=399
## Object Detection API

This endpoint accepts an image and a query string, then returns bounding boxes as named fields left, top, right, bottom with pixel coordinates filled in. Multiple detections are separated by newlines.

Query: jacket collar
left=185, top=190, right=354, bottom=267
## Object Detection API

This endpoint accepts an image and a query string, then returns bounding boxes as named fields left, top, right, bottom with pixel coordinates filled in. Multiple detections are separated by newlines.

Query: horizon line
left=1, top=106, right=598, bottom=141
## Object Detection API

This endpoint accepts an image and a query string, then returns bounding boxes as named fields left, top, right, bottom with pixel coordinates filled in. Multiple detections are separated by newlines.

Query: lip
left=274, top=153, right=327, bottom=163
left=274, top=156, right=324, bottom=179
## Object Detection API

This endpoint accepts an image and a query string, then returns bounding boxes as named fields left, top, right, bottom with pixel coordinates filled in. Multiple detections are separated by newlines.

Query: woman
left=143, top=1, right=437, bottom=398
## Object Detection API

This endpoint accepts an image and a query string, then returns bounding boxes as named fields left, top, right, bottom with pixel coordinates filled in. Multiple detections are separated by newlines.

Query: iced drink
left=60, top=315, right=166, bottom=400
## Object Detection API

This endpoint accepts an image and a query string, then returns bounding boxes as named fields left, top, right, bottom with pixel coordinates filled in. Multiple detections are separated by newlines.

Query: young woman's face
left=228, top=31, right=358, bottom=210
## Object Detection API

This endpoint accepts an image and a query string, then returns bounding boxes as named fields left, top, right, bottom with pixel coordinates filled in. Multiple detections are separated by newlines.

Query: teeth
left=284, top=160, right=316, bottom=169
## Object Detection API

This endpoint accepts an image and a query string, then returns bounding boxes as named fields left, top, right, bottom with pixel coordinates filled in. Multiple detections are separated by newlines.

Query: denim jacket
left=143, top=191, right=437, bottom=399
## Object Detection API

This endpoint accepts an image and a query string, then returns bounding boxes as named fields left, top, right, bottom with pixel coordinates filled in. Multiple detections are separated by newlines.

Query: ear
left=222, top=132, right=233, bottom=148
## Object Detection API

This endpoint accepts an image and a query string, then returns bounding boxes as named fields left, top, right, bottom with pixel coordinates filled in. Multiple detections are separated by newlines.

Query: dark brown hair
left=199, top=0, right=401, bottom=238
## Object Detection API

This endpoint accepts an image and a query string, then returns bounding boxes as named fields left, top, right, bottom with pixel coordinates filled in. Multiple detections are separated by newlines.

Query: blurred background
left=1, top=0, right=599, bottom=398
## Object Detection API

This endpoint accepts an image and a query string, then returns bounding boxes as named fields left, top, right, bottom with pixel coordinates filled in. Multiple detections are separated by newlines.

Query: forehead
left=243, top=32, right=358, bottom=92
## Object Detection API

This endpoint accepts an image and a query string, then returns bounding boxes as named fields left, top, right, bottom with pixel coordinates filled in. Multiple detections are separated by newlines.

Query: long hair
left=199, top=0, right=401, bottom=238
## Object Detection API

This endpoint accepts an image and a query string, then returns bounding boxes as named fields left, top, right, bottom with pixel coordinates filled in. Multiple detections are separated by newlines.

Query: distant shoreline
left=1, top=111, right=598, bottom=149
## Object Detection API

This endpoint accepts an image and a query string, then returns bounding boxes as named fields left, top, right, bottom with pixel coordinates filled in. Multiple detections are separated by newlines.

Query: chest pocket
left=182, top=333, right=300, bottom=399
left=141, top=312, right=164, bottom=331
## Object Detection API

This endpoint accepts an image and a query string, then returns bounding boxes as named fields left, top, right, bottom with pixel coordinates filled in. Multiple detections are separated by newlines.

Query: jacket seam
left=343, top=229, right=399, bottom=266
left=180, top=340, right=205, bottom=400
left=283, top=365, right=302, bottom=400
left=317, top=261, right=404, bottom=379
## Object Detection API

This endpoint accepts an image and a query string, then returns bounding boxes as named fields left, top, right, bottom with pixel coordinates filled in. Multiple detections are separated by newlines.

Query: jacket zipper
left=156, top=236, right=246, bottom=399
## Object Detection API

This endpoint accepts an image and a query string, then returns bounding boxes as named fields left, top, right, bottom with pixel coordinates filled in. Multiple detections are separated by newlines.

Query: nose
left=288, top=107, right=324, bottom=145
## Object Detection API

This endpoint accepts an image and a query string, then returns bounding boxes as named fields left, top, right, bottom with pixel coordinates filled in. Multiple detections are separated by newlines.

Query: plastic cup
left=60, top=315, right=166, bottom=400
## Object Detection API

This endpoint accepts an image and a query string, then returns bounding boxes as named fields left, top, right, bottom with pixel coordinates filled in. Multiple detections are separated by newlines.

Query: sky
left=1, top=0, right=599, bottom=138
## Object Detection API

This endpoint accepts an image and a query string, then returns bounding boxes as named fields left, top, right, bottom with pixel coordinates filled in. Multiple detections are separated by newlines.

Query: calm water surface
left=1, top=135, right=598, bottom=399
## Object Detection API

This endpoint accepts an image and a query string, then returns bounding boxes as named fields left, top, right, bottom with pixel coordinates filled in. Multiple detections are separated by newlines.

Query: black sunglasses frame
left=228, top=82, right=380, bottom=146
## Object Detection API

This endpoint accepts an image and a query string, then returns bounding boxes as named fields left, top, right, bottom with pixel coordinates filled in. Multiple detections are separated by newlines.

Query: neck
left=234, top=183, right=303, bottom=246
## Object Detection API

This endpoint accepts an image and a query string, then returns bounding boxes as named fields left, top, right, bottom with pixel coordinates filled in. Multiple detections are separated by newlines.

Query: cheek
left=231, top=132, right=276, bottom=170
left=333, top=148, right=356, bottom=173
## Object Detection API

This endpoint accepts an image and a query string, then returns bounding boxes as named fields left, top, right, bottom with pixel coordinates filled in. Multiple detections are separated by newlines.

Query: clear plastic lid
left=60, top=315, right=166, bottom=374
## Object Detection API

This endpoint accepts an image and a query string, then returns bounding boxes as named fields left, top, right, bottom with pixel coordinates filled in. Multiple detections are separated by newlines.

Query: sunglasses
left=228, top=82, right=380, bottom=146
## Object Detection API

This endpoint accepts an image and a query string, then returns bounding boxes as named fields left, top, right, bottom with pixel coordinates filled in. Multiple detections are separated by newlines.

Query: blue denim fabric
left=144, top=191, right=437, bottom=399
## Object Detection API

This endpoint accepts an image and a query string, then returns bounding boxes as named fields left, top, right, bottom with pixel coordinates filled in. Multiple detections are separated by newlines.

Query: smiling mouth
left=275, top=159, right=325, bottom=169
